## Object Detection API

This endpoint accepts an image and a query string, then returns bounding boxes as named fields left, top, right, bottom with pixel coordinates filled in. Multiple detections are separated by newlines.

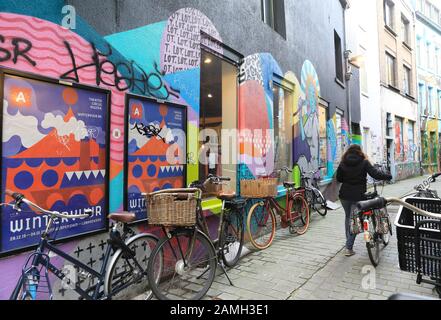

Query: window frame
left=385, top=51, right=397, bottom=88
left=403, top=64, right=411, bottom=96
left=384, top=0, right=395, bottom=31
left=334, top=31, right=344, bottom=84
left=261, top=0, right=286, bottom=39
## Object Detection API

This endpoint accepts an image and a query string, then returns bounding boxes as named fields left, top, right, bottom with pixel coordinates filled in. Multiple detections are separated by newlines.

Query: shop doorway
left=199, top=36, right=242, bottom=192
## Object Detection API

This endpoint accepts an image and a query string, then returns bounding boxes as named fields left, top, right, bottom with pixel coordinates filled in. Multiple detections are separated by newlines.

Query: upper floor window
left=403, top=65, right=411, bottom=96
left=386, top=52, right=396, bottom=87
left=435, top=48, right=440, bottom=75
left=417, top=38, right=422, bottom=65
left=334, top=31, right=344, bottom=83
left=426, top=42, right=431, bottom=69
left=384, top=0, right=395, bottom=30
left=428, top=86, right=434, bottom=115
left=418, top=83, right=425, bottom=115
left=401, top=16, right=410, bottom=45
left=262, top=0, right=286, bottom=39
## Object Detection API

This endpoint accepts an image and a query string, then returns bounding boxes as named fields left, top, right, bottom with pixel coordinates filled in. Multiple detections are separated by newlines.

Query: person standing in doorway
left=336, top=145, right=392, bottom=257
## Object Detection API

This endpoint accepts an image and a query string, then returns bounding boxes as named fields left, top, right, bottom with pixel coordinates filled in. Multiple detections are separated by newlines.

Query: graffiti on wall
left=0, top=4, right=355, bottom=298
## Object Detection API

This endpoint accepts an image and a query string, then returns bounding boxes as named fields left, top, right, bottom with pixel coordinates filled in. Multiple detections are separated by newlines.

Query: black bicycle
left=357, top=195, right=441, bottom=297
left=147, top=175, right=246, bottom=300
left=6, top=190, right=159, bottom=300
left=356, top=182, right=392, bottom=267
left=301, top=167, right=328, bottom=217
left=410, top=173, right=441, bottom=199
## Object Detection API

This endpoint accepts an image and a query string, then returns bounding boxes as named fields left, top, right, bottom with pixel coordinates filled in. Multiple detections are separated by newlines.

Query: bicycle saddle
left=284, top=182, right=296, bottom=189
left=109, top=212, right=137, bottom=223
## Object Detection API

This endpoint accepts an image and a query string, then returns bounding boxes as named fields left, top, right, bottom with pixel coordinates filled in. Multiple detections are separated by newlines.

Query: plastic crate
left=395, top=197, right=441, bottom=280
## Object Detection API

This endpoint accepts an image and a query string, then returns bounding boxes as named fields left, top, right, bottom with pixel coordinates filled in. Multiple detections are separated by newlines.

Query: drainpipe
left=343, top=2, right=353, bottom=142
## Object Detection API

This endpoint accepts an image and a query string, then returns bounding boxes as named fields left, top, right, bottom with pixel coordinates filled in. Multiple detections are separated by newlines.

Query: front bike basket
left=20, top=252, right=53, bottom=300
left=395, top=197, right=441, bottom=284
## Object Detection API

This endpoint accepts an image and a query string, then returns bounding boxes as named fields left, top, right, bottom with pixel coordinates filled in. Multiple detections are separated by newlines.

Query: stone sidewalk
left=207, top=176, right=441, bottom=300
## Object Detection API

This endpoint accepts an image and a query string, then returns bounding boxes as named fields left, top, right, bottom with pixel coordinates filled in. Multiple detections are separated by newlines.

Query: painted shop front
left=0, top=1, right=355, bottom=299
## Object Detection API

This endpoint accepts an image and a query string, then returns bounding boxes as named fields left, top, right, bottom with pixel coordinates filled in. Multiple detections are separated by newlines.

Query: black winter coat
left=336, top=154, right=392, bottom=201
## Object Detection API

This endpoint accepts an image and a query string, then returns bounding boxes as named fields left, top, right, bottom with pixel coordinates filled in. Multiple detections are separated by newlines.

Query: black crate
left=395, top=197, right=441, bottom=280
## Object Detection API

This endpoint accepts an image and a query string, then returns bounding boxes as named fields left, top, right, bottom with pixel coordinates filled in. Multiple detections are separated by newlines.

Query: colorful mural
left=0, top=2, right=355, bottom=299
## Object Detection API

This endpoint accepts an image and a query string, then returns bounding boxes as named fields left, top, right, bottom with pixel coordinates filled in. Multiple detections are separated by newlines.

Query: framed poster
left=124, top=94, right=187, bottom=222
left=0, top=68, right=110, bottom=257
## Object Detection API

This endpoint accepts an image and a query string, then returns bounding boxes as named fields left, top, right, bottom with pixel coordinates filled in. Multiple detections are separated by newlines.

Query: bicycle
left=6, top=190, right=159, bottom=300
left=357, top=195, right=441, bottom=297
left=147, top=175, right=246, bottom=300
left=246, top=167, right=310, bottom=250
left=301, top=167, right=328, bottom=217
left=405, top=172, right=441, bottom=199
left=354, top=182, right=392, bottom=267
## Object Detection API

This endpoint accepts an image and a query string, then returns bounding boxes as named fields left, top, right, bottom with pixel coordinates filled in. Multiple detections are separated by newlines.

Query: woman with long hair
left=336, top=144, right=392, bottom=257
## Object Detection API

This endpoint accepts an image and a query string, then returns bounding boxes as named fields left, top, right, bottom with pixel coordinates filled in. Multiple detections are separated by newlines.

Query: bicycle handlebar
left=357, top=197, right=441, bottom=220
left=431, top=172, right=441, bottom=181
left=5, top=190, right=93, bottom=219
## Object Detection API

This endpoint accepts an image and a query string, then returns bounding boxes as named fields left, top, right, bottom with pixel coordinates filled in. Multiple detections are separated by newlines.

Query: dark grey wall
left=68, top=0, right=360, bottom=121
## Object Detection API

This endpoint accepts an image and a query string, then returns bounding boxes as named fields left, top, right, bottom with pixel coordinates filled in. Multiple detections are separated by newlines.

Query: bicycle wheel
left=220, top=209, right=244, bottom=268
left=105, top=234, right=159, bottom=300
left=288, top=195, right=310, bottom=235
left=382, top=216, right=392, bottom=246
left=246, top=201, right=277, bottom=250
left=366, top=218, right=380, bottom=267
left=147, top=229, right=217, bottom=300
left=314, top=190, right=328, bottom=217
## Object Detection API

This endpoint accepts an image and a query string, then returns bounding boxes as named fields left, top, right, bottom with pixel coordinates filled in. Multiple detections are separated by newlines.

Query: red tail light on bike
left=363, top=221, right=369, bottom=231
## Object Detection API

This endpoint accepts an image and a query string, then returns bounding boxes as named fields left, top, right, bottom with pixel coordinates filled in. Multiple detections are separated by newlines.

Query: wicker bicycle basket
left=240, top=178, right=278, bottom=198
left=146, top=192, right=197, bottom=227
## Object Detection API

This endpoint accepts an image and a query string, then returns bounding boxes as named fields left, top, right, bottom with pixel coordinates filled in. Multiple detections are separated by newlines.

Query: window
left=417, top=0, right=423, bottom=12
left=436, top=48, right=440, bottom=75
left=428, top=87, right=434, bottom=116
left=199, top=51, right=238, bottom=193
left=419, top=83, right=426, bottom=115
left=261, top=0, right=286, bottom=38
left=395, top=117, right=404, bottom=162
left=403, top=65, right=411, bottom=96
left=401, top=16, right=410, bottom=45
left=273, top=82, right=293, bottom=184
left=408, top=121, right=415, bottom=161
left=318, top=102, right=328, bottom=177
left=417, top=38, right=421, bottom=65
left=384, top=0, right=395, bottom=30
left=386, top=52, right=396, bottom=87
left=436, top=90, right=441, bottom=118
left=334, top=31, right=344, bottom=83
left=386, top=112, right=393, bottom=137
left=426, top=42, right=431, bottom=69
left=359, top=46, right=368, bottom=94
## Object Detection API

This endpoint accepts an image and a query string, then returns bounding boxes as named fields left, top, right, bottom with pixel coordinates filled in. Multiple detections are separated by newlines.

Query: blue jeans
left=341, top=200, right=357, bottom=250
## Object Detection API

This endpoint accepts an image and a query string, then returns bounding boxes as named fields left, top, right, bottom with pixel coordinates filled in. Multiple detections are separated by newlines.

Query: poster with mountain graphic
left=126, top=95, right=186, bottom=221
left=1, top=71, right=109, bottom=255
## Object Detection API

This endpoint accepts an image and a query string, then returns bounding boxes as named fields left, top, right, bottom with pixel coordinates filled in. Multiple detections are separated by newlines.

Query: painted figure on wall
left=295, top=60, right=321, bottom=175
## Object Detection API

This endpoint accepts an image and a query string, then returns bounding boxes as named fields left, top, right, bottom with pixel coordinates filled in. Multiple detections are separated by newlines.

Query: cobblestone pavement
left=206, top=176, right=441, bottom=300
